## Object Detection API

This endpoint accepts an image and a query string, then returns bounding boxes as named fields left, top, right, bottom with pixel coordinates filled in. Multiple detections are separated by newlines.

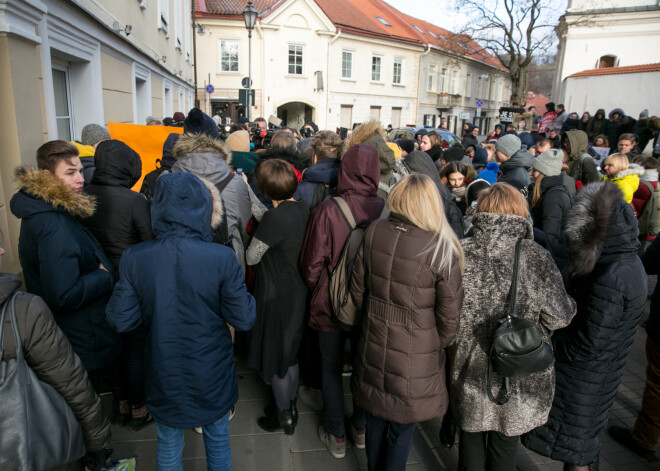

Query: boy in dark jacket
left=495, top=134, right=534, bottom=193
left=106, top=172, right=256, bottom=470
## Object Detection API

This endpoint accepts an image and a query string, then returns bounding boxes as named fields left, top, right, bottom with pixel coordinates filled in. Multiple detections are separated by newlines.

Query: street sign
left=241, top=77, right=253, bottom=89
left=206, top=84, right=215, bottom=94
left=238, top=89, right=255, bottom=106
left=476, top=99, right=483, bottom=107
left=459, top=112, right=471, bottom=120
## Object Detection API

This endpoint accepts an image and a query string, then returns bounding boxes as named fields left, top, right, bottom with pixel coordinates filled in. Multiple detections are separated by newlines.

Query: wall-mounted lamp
left=178, top=70, right=183, bottom=76
left=113, top=20, right=132, bottom=36
left=197, top=24, right=206, bottom=35
left=155, top=54, right=166, bottom=63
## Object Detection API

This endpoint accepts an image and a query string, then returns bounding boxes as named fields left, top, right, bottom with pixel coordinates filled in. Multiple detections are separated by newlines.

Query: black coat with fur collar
left=10, top=167, right=120, bottom=372
left=523, top=182, right=647, bottom=466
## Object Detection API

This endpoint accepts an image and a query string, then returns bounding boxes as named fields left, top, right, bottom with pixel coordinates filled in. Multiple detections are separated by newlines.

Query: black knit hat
left=183, top=108, right=220, bottom=138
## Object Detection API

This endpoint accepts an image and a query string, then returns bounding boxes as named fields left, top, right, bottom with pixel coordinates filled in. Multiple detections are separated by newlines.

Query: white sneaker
left=193, top=406, right=234, bottom=434
left=193, top=427, right=202, bottom=434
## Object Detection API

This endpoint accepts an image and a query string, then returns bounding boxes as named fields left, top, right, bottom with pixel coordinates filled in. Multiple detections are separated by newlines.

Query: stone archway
left=276, top=101, right=314, bottom=131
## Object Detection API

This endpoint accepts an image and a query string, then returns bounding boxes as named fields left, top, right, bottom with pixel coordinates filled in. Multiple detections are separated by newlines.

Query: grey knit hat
left=532, top=149, right=564, bottom=177
left=80, top=124, right=110, bottom=146
left=640, top=109, right=649, bottom=118
left=495, top=134, right=521, bottom=158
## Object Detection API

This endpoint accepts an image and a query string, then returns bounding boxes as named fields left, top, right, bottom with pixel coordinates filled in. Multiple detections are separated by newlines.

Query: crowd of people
left=2, top=102, right=659, bottom=471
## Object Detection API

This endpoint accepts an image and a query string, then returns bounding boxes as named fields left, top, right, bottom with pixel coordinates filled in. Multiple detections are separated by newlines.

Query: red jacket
left=299, top=144, right=384, bottom=332
left=632, top=179, right=658, bottom=241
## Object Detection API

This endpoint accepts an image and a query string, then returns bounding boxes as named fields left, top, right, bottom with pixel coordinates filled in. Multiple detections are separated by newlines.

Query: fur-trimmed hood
left=172, top=133, right=232, bottom=166
left=613, top=163, right=645, bottom=179
left=564, top=181, right=639, bottom=280
left=11, top=167, right=96, bottom=219
left=343, top=120, right=395, bottom=175
left=260, top=145, right=310, bottom=171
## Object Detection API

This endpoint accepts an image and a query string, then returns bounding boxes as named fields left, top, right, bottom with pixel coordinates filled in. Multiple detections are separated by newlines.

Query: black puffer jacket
left=523, top=182, right=647, bottom=466
left=0, top=274, right=110, bottom=454
left=83, top=140, right=153, bottom=273
left=530, top=174, right=572, bottom=270
left=642, top=237, right=660, bottom=344
left=498, top=147, right=533, bottom=192
left=586, top=109, right=607, bottom=142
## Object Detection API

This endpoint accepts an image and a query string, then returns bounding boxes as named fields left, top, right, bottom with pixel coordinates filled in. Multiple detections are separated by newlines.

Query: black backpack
left=139, top=162, right=168, bottom=204
left=310, top=183, right=336, bottom=210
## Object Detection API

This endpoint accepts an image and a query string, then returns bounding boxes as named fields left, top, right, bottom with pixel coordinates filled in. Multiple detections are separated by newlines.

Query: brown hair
left=440, top=162, right=468, bottom=181
left=270, top=130, right=298, bottom=150
left=425, top=131, right=442, bottom=148
left=618, top=133, right=637, bottom=144
left=638, top=156, right=660, bottom=170
left=36, top=140, right=79, bottom=172
left=311, top=131, right=342, bottom=160
left=594, top=134, right=609, bottom=147
left=475, top=182, right=529, bottom=218
left=531, top=174, right=545, bottom=208
left=257, top=159, right=298, bottom=201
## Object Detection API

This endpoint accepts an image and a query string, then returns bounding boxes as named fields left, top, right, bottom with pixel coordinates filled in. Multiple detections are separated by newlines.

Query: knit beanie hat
left=532, top=149, right=563, bottom=177
left=640, top=109, right=649, bottom=118
left=473, top=145, right=488, bottom=166
left=444, top=144, right=465, bottom=163
left=81, top=124, right=110, bottom=146
left=184, top=108, right=220, bottom=138
left=495, top=134, right=521, bottom=158
left=476, top=162, right=499, bottom=185
left=395, top=139, right=415, bottom=154
left=225, top=130, right=250, bottom=152
left=173, top=111, right=185, bottom=123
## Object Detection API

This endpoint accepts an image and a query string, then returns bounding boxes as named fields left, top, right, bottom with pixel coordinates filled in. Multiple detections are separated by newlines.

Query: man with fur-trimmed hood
left=171, top=130, right=251, bottom=276
left=10, top=140, right=120, bottom=375
left=343, top=120, right=399, bottom=199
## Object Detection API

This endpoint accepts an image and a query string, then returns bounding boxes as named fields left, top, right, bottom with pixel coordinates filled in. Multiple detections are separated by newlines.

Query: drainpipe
left=192, top=1, right=199, bottom=107
left=325, top=29, right=342, bottom=129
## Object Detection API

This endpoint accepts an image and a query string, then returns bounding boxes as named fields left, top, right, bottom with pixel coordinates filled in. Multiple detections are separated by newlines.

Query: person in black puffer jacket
left=523, top=181, right=647, bottom=470
left=529, top=149, right=572, bottom=270
left=495, top=134, right=534, bottom=193
left=294, top=131, right=341, bottom=210
left=83, top=140, right=153, bottom=273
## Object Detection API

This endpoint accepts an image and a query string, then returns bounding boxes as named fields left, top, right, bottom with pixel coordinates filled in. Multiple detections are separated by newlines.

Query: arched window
left=598, top=55, right=617, bottom=68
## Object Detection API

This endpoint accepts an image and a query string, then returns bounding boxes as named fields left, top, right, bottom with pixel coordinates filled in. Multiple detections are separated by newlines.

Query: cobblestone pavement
left=107, top=318, right=660, bottom=470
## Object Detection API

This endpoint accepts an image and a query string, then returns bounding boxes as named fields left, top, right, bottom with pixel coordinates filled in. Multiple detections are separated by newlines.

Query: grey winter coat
left=0, top=273, right=110, bottom=453
left=450, top=213, right=575, bottom=437
left=172, top=133, right=251, bottom=275
left=523, top=182, right=647, bottom=465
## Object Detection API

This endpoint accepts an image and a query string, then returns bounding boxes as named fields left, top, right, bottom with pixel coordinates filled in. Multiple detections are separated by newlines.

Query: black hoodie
left=83, top=139, right=153, bottom=272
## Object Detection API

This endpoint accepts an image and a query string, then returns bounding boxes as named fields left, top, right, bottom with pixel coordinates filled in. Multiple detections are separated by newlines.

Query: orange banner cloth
left=107, top=122, right=183, bottom=192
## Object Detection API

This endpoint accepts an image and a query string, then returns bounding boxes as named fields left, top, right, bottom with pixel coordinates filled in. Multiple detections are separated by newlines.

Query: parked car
left=388, top=128, right=461, bottom=149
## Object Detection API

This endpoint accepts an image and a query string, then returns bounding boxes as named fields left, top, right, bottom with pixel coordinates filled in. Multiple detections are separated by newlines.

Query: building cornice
left=0, top=0, right=47, bottom=44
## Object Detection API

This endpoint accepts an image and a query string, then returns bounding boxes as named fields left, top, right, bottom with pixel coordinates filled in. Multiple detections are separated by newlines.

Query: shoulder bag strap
left=505, top=239, right=523, bottom=318
left=216, top=172, right=235, bottom=195
left=332, top=197, right=356, bottom=230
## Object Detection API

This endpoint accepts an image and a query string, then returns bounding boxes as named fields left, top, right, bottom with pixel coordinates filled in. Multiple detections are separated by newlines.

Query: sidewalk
left=107, top=325, right=660, bottom=470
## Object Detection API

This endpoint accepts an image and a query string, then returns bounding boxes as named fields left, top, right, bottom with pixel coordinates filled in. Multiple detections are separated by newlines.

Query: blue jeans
left=156, top=411, right=231, bottom=471
left=365, top=412, right=416, bottom=471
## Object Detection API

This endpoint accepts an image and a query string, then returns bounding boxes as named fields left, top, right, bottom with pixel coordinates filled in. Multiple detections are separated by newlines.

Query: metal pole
left=192, top=0, right=199, bottom=108
left=247, top=30, right=252, bottom=122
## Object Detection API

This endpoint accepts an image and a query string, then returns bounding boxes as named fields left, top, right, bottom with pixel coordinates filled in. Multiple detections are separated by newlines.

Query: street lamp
left=243, top=0, right=258, bottom=123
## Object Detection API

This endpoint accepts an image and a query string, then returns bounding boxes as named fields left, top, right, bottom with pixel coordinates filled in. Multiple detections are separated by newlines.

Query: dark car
left=388, top=127, right=460, bottom=149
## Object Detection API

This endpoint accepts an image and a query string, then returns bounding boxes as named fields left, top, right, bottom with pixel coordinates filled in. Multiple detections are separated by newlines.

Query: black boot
left=257, top=407, right=281, bottom=433
left=279, top=409, right=295, bottom=435
left=290, top=398, right=298, bottom=427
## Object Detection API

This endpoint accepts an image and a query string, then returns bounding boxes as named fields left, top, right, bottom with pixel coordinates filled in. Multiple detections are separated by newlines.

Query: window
left=342, top=51, right=353, bottom=79
left=412, top=25, right=424, bottom=34
left=391, top=107, right=402, bottom=128
left=288, top=44, right=303, bottom=75
left=340, top=105, right=353, bottom=128
left=451, top=70, right=459, bottom=94
left=393, top=58, right=402, bottom=84
left=52, top=67, right=73, bottom=141
left=376, top=16, right=391, bottom=26
left=134, top=65, right=152, bottom=125
left=465, top=73, right=472, bottom=97
left=424, top=114, right=435, bottom=127
left=427, top=30, right=438, bottom=38
left=598, top=54, right=617, bottom=68
left=371, top=55, right=382, bottom=81
left=370, top=106, right=381, bottom=122
left=158, top=0, right=169, bottom=34
left=174, top=1, right=183, bottom=50
left=427, top=65, right=436, bottom=92
left=163, top=82, right=173, bottom=118
left=220, top=40, right=239, bottom=72
left=440, top=68, right=446, bottom=93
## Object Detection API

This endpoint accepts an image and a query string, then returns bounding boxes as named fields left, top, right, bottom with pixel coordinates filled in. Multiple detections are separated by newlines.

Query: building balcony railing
left=437, top=93, right=463, bottom=109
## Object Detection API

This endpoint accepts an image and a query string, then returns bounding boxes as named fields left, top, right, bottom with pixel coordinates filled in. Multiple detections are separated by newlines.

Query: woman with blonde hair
left=601, top=153, right=644, bottom=203
left=450, top=182, right=576, bottom=471
left=350, top=174, right=463, bottom=471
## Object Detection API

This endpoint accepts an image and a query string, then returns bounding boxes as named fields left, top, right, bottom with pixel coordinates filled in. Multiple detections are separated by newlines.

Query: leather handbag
left=0, top=292, right=86, bottom=470
left=487, top=239, right=555, bottom=405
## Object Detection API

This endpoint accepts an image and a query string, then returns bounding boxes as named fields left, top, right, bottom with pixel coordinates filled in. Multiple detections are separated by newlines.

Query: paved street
left=107, top=314, right=660, bottom=470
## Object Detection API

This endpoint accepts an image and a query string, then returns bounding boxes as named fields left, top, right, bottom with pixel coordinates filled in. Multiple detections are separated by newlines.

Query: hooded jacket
left=560, top=114, right=579, bottom=134
left=83, top=140, right=153, bottom=273
left=172, top=133, right=251, bottom=275
left=602, top=163, right=644, bottom=203
left=293, top=157, right=340, bottom=209
left=0, top=274, right=110, bottom=454
left=498, top=147, right=534, bottom=192
left=451, top=213, right=575, bottom=436
left=10, top=168, right=119, bottom=371
left=106, top=172, right=256, bottom=428
left=461, top=125, right=479, bottom=150
left=605, top=108, right=636, bottom=152
left=299, top=144, right=385, bottom=333
left=140, top=133, right=180, bottom=204
left=401, top=151, right=465, bottom=237
left=523, top=182, right=647, bottom=466
left=642, top=237, right=660, bottom=344
left=565, top=130, right=601, bottom=185
left=344, top=121, right=399, bottom=199
left=586, top=109, right=607, bottom=142
left=350, top=216, right=462, bottom=424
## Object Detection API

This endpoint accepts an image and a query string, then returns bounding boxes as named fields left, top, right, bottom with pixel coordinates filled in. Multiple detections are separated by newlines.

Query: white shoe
left=193, top=427, right=202, bottom=434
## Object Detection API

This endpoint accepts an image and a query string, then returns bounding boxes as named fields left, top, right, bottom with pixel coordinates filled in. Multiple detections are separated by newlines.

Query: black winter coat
left=293, top=157, right=339, bottom=209
left=498, top=148, right=533, bottom=192
left=83, top=140, right=153, bottom=273
left=523, top=182, right=647, bottom=466
left=10, top=168, right=120, bottom=372
left=642, top=236, right=660, bottom=344
left=530, top=175, right=572, bottom=270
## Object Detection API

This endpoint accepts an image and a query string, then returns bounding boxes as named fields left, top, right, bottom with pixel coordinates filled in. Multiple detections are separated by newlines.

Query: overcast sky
left=383, top=0, right=466, bottom=29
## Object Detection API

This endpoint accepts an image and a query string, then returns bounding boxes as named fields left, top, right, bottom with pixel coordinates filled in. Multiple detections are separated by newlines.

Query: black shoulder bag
left=487, top=239, right=555, bottom=405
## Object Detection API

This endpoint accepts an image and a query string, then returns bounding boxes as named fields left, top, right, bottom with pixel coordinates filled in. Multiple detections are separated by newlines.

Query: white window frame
left=427, top=64, right=436, bottom=92
left=163, top=79, right=173, bottom=118
left=133, top=63, right=152, bottom=125
left=393, top=58, right=403, bottom=85
left=184, top=2, right=192, bottom=61
left=440, top=68, right=447, bottom=93
left=371, top=55, right=383, bottom=82
left=341, top=50, right=353, bottom=79
left=451, top=69, right=459, bottom=94
left=288, top=44, right=304, bottom=76
left=174, top=1, right=183, bottom=51
left=51, top=63, right=74, bottom=141
left=158, top=0, right=169, bottom=36
left=465, top=73, right=472, bottom=98
left=219, top=39, right=240, bottom=73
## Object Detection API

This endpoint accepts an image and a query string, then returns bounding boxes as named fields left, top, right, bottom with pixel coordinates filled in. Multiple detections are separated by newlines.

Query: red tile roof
left=568, top=62, right=660, bottom=78
left=524, top=91, right=550, bottom=112
left=196, top=0, right=504, bottom=69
